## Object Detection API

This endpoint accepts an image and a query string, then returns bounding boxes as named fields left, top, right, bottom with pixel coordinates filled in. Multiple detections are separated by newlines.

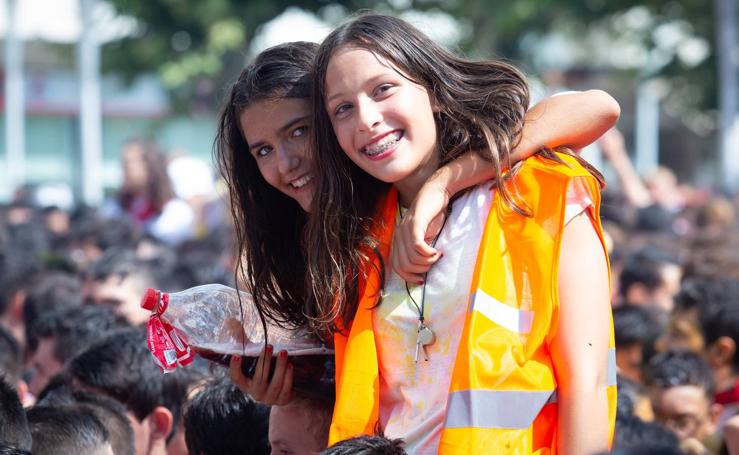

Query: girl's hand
left=392, top=180, right=449, bottom=284
left=228, top=344, right=294, bottom=406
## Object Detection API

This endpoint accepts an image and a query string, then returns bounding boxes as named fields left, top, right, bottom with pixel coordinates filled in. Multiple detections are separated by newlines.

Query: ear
left=147, top=406, right=173, bottom=441
left=711, top=336, right=737, bottom=366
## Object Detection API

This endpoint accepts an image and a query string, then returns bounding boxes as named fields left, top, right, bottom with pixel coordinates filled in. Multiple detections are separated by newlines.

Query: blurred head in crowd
left=25, top=304, right=129, bottom=396
left=0, top=377, right=31, bottom=454
left=269, top=394, right=333, bottom=455
left=67, top=327, right=205, bottom=455
left=0, top=255, right=48, bottom=347
left=698, top=280, right=739, bottom=396
left=614, top=305, right=660, bottom=383
left=645, top=166, right=684, bottom=213
left=68, top=212, right=139, bottom=271
left=612, top=415, right=681, bottom=454
left=0, top=326, right=27, bottom=403
left=183, top=376, right=270, bottom=455
left=15, top=271, right=83, bottom=351
left=118, top=139, right=174, bottom=221
left=84, top=248, right=159, bottom=325
left=35, top=389, right=135, bottom=455
left=618, top=247, right=682, bottom=312
left=657, top=277, right=736, bottom=354
left=645, top=350, right=720, bottom=442
left=27, top=406, right=113, bottom=455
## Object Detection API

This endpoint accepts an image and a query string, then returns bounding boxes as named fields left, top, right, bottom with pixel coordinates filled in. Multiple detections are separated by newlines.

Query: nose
left=276, top=145, right=300, bottom=175
left=356, top=98, right=382, bottom=132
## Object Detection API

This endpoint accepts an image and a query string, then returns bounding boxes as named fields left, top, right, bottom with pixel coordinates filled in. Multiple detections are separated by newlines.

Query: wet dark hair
left=214, top=41, right=319, bottom=331
left=305, top=13, right=600, bottom=333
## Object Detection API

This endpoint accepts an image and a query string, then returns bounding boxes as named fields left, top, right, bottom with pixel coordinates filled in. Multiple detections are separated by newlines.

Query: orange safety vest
left=329, top=153, right=617, bottom=454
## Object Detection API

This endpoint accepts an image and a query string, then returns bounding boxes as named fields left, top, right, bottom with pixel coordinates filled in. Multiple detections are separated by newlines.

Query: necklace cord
left=398, top=204, right=451, bottom=324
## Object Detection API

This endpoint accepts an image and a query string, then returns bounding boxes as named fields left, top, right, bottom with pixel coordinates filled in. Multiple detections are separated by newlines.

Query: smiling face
left=240, top=97, right=314, bottom=212
left=324, top=46, right=440, bottom=205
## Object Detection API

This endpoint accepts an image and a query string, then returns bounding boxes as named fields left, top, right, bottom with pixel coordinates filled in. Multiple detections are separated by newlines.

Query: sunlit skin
left=241, top=98, right=314, bottom=212
left=325, top=47, right=441, bottom=206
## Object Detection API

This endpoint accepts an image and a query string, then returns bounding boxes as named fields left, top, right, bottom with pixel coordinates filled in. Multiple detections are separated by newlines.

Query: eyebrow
left=326, top=73, right=394, bottom=105
left=248, top=114, right=310, bottom=153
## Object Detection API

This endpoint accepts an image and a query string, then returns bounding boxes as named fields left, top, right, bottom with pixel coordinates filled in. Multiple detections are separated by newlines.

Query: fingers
left=228, top=345, right=295, bottom=406
left=263, top=350, right=290, bottom=404
left=274, top=353, right=294, bottom=406
left=253, top=344, right=274, bottom=388
left=392, top=216, right=443, bottom=283
left=229, top=355, right=251, bottom=393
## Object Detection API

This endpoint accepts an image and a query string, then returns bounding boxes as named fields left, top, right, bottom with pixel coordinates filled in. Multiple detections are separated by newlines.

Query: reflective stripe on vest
left=445, top=389, right=556, bottom=429
left=607, top=346, right=617, bottom=387
left=470, top=289, right=534, bottom=333
left=444, top=347, right=618, bottom=430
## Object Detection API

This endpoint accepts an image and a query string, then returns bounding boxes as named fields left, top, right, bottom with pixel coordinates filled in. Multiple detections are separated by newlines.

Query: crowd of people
left=0, top=12, right=737, bottom=455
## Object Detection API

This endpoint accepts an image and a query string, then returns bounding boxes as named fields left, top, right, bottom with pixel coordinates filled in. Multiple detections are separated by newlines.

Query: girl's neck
left=395, top=148, right=441, bottom=207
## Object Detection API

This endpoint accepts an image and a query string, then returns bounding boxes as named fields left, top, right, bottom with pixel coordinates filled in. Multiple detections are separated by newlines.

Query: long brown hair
left=214, top=42, right=318, bottom=329
left=306, top=13, right=534, bottom=334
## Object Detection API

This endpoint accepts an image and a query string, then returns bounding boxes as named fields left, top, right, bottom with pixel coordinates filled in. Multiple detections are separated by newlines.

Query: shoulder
left=518, top=152, right=594, bottom=181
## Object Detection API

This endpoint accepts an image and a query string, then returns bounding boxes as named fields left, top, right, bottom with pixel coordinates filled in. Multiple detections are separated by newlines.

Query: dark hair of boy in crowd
left=27, top=303, right=130, bottom=359
left=26, top=304, right=130, bottom=396
left=0, top=378, right=31, bottom=454
left=613, top=415, right=681, bottom=453
left=183, top=377, right=270, bottom=455
left=0, top=444, right=31, bottom=455
left=0, top=327, right=21, bottom=384
left=645, top=350, right=719, bottom=442
left=36, top=389, right=135, bottom=455
left=614, top=305, right=659, bottom=383
left=27, top=406, right=111, bottom=455
left=22, top=272, right=83, bottom=338
left=318, top=434, right=407, bottom=455
left=618, top=247, right=681, bottom=312
left=83, top=248, right=161, bottom=325
left=659, top=277, right=731, bottom=354
left=67, top=327, right=206, bottom=453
